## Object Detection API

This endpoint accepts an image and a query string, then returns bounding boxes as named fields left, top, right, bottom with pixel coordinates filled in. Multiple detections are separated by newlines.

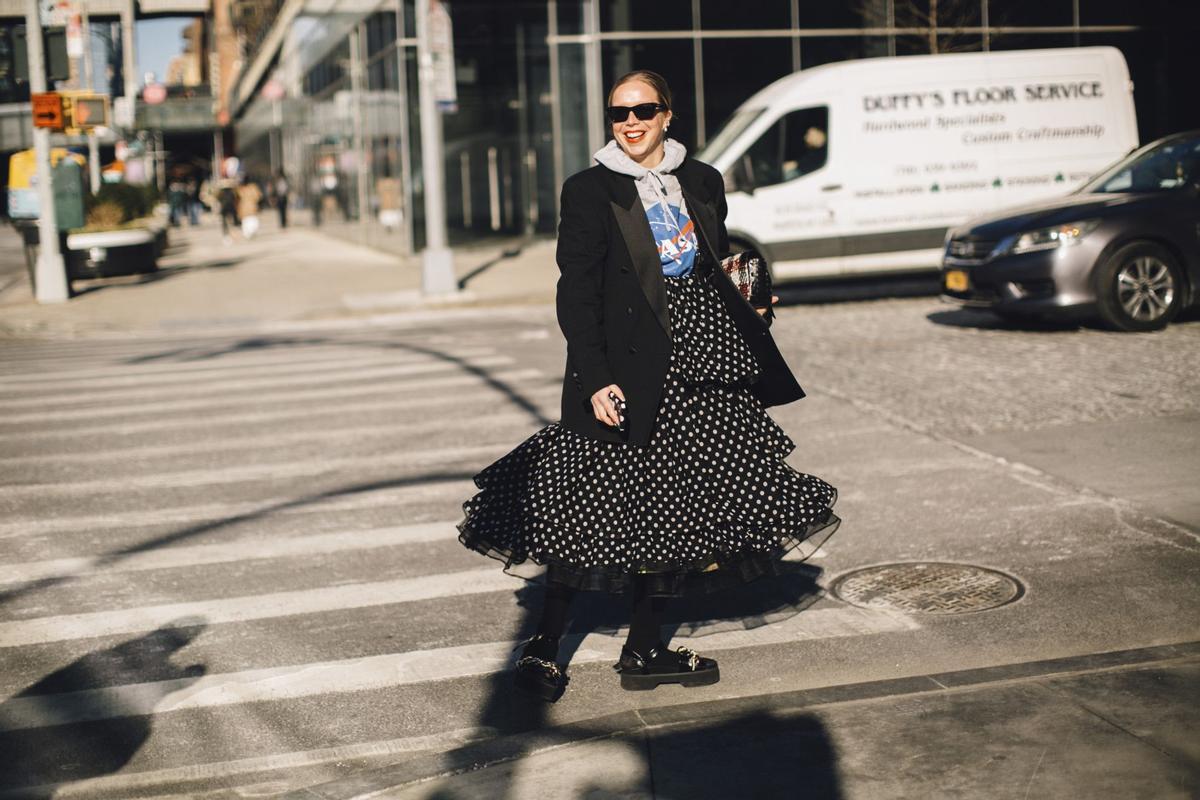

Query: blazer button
left=629, top=345, right=638, bottom=354
left=620, top=266, right=630, bottom=273
left=626, top=306, right=633, bottom=315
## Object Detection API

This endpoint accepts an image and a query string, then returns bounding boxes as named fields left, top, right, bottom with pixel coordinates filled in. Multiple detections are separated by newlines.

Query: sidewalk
left=285, top=643, right=1198, bottom=799
left=0, top=215, right=560, bottom=339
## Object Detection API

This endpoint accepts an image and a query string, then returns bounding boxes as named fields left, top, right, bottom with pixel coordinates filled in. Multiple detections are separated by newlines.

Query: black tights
left=534, top=576, right=669, bottom=655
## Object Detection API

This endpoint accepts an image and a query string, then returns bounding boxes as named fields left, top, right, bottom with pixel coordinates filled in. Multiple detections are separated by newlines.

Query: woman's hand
left=755, top=294, right=780, bottom=317
left=591, top=384, right=625, bottom=427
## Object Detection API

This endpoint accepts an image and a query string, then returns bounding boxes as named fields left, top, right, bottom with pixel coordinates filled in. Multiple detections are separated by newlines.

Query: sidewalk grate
left=830, top=562, right=1024, bottom=614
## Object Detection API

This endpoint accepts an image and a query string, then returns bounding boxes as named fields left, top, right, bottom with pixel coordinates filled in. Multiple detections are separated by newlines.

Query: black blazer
left=555, top=155, right=805, bottom=447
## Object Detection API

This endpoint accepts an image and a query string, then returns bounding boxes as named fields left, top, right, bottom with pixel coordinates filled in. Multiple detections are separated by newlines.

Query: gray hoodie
left=593, top=138, right=698, bottom=276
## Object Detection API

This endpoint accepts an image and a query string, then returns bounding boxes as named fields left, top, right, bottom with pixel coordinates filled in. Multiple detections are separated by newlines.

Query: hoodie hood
left=593, top=137, right=698, bottom=276
left=593, top=137, right=687, bottom=178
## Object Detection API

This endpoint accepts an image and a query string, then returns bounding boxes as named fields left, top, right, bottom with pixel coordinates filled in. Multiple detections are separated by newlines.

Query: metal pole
left=582, top=0, right=603, bottom=157
left=270, top=98, right=281, bottom=175
left=546, top=0, right=563, bottom=220
left=691, top=0, right=705, bottom=147
left=416, top=0, right=457, bottom=295
left=81, top=0, right=101, bottom=193
left=25, top=0, right=69, bottom=302
left=395, top=0, right=414, bottom=255
left=348, top=23, right=369, bottom=239
left=515, top=23, right=534, bottom=237
left=121, top=0, right=136, bottom=109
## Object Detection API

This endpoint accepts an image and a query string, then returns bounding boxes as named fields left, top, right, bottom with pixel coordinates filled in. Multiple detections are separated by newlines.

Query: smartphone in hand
left=608, top=390, right=627, bottom=431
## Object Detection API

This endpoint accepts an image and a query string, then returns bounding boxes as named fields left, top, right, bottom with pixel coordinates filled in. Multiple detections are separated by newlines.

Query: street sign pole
left=415, top=0, right=457, bottom=296
left=80, top=0, right=100, bottom=193
left=25, top=0, right=70, bottom=303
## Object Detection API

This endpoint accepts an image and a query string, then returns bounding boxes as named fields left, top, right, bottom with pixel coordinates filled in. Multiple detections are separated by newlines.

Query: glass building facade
left=234, top=0, right=1200, bottom=255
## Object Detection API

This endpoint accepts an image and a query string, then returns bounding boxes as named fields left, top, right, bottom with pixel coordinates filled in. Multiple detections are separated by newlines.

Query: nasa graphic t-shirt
left=647, top=200, right=697, bottom=277
left=593, top=137, right=698, bottom=277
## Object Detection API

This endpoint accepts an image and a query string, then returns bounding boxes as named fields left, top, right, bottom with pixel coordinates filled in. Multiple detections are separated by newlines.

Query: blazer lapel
left=680, top=173, right=720, bottom=264
left=609, top=186, right=671, bottom=338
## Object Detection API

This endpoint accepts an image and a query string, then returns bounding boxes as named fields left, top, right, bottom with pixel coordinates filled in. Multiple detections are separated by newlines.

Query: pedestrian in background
left=217, top=180, right=239, bottom=246
left=187, top=177, right=202, bottom=226
left=456, top=70, right=840, bottom=701
left=237, top=177, right=263, bottom=239
left=273, top=171, right=290, bottom=229
left=167, top=177, right=187, bottom=227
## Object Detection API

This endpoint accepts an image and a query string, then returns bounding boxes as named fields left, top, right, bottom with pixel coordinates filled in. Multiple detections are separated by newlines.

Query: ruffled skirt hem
left=456, top=491, right=840, bottom=597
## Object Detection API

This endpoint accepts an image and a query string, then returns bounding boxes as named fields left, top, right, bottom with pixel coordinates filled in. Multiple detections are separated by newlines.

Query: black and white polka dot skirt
left=456, top=267, right=840, bottom=597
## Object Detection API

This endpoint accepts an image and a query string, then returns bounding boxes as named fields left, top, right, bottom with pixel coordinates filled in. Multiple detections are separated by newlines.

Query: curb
left=283, top=640, right=1200, bottom=799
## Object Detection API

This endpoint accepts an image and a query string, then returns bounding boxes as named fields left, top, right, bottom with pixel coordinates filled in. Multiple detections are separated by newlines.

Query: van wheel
left=1094, top=241, right=1183, bottom=332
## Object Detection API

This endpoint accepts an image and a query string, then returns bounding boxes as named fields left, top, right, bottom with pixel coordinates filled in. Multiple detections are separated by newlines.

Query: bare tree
left=857, top=0, right=989, bottom=55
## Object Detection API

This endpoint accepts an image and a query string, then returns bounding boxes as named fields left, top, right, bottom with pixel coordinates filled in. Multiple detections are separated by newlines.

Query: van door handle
left=821, top=184, right=843, bottom=192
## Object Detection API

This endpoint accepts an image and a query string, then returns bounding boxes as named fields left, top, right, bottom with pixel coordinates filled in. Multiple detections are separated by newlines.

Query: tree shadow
left=0, top=620, right=208, bottom=796
left=0, top=472, right=477, bottom=608
left=2, top=338, right=558, bottom=608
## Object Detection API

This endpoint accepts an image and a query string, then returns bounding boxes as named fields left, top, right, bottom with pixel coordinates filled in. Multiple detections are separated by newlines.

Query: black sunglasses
left=606, top=102, right=669, bottom=123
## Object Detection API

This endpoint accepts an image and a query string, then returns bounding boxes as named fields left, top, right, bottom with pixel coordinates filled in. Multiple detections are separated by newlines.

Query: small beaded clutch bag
left=719, top=249, right=774, bottom=322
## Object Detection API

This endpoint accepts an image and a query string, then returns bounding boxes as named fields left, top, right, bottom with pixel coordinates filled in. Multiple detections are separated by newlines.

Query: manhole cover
left=830, top=562, right=1023, bottom=614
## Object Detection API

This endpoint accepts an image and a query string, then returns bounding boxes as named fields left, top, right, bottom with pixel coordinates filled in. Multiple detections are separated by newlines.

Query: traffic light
left=12, top=26, right=70, bottom=85
left=63, top=93, right=109, bottom=131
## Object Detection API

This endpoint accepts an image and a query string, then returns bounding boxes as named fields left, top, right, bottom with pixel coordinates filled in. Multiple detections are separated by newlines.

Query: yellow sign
left=60, top=92, right=110, bottom=133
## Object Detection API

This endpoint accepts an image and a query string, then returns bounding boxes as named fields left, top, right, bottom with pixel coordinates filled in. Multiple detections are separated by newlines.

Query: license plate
left=944, top=270, right=969, bottom=292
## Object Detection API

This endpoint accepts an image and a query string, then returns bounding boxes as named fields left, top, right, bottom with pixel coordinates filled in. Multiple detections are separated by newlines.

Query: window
left=740, top=106, right=829, bottom=189
left=1082, top=136, right=1200, bottom=194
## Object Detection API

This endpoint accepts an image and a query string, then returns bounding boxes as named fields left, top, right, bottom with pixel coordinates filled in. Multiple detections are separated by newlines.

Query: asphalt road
left=0, top=296, right=1196, bottom=798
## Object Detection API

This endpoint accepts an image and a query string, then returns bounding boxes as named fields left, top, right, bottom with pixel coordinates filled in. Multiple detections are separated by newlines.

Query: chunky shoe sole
left=618, top=665, right=720, bottom=691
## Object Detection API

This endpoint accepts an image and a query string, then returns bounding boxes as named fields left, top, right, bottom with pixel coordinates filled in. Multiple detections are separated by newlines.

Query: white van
left=695, top=47, right=1138, bottom=279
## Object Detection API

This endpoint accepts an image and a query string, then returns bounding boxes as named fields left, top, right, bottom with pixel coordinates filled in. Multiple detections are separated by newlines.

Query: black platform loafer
left=512, top=633, right=568, bottom=702
left=613, top=640, right=719, bottom=691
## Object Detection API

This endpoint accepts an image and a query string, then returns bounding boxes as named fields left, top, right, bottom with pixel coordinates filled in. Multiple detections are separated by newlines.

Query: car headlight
left=1006, top=219, right=1100, bottom=255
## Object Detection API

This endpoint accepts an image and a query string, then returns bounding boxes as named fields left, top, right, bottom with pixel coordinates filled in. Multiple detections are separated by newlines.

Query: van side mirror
left=724, top=156, right=755, bottom=196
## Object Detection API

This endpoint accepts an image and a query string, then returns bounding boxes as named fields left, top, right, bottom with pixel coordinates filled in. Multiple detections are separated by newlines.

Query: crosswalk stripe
left=0, top=479, right=479, bottom=538
left=0, top=348, right=497, bottom=392
left=2, top=444, right=508, bottom=496
left=0, top=356, right=516, bottom=411
left=0, top=566, right=511, bottom=647
left=0, top=521, right=463, bottom=585
left=0, top=385, right=561, bottom=442
left=0, top=606, right=917, bottom=729
left=0, top=412, right=543, bottom=467
left=0, top=726, right=495, bottom=800
left=0, top=368, right=546, bottom=426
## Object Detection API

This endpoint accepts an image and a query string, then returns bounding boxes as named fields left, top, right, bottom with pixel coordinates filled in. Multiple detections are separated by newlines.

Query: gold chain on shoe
left=516, top=655, right=561, bottom=680
left=674, top=646, right=701, bottom=671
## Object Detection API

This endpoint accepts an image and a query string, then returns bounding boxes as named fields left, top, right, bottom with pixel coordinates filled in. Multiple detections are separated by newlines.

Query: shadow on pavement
left=68, top=258, right=244, bottom=298
left=925, top=307, right=1093, bottom=332
left=424, top=565, right=829, bottom=800
left=0, top=621, right=207, bottom=797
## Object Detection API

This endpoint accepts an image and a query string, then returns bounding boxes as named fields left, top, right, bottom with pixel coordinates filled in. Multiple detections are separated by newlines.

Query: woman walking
left=457, top=70, right=839, bottom=701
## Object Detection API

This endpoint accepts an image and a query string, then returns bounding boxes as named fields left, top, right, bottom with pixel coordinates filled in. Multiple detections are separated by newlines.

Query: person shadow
left=428, top=564, right=836, bottom=800
left=0, top=620, right=207, bottom=797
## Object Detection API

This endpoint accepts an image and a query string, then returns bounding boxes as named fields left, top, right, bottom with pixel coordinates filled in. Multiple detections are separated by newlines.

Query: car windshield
left=696, top=108, right=766, bottom=164
left=1079, top=134, right=1200, bottom=194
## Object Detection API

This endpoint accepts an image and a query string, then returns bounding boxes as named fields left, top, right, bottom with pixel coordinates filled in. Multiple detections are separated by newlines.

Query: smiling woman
left=455, top=69, right=840, bottom=703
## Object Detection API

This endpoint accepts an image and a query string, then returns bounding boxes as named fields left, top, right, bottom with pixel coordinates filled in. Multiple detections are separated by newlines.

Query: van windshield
left=696, top=108, right=766, bottom=164
left=1078, top=134, right=1200, bottom=194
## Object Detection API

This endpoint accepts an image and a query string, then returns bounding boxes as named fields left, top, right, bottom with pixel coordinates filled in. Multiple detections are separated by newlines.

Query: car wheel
left=1094, top=241, right=1184, bottom=332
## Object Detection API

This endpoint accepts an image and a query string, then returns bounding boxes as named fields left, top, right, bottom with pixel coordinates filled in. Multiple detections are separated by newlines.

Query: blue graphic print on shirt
left=646, top=202, right=697, bottom=277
